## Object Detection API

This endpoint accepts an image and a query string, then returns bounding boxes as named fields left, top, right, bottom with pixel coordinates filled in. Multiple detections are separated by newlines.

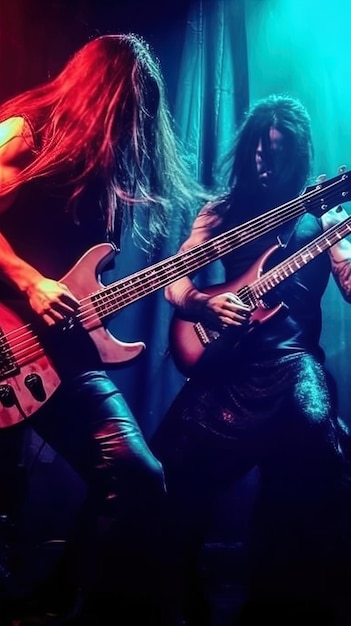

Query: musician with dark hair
left=152, top=94, right=351, bottom=625
left=0, top=33, right=206, bottom=625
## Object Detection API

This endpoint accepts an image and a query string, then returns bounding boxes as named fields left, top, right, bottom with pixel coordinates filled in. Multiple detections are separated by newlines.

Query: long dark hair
left=0, top=33, right=206, bottom=249
left=222, top=94, right=314, bottom=198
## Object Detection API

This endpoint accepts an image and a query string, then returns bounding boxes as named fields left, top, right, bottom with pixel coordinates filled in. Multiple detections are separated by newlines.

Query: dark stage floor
left=1, top=540, right=348, bottom=626
left=0, top=465, right=349, bottom=625
left=0, top=539, right=246, bottom=626
left=0, top=470, right=250, bottom=626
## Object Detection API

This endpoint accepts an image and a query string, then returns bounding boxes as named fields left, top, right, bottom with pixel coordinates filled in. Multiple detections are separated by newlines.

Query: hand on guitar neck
left=169, top=209, right=351, bottom=377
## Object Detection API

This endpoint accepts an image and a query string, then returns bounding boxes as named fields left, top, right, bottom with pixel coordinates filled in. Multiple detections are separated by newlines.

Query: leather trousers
left=31, top=370, right=166, bottom=597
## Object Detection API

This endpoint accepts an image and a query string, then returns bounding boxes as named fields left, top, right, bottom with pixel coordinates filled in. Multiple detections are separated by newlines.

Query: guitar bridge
left=0, top=328, right=19, bottom=379
left=194, top=322, right=219, bottom=346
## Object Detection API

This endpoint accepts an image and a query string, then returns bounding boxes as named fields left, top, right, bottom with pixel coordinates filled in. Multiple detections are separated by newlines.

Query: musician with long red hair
left=0, top=33, right=205, bottom=625
left=152, top=94, right=351, bottom=625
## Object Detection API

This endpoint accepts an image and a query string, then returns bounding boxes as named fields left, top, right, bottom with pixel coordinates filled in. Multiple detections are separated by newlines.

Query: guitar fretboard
left=87, top=171, right=351, bottom=323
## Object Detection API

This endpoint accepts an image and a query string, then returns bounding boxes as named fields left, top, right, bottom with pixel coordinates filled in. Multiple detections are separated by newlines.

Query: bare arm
left=0, top=116, right=79, bottom=325
left=164, top=203, right=250, bottom=329
left=321, top=205, right=351, bottom=302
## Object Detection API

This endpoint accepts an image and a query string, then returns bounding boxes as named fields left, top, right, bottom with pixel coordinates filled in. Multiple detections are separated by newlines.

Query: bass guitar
left=169, top=212, right=351, bottom=377
left=0, top=169, right=350, bottom=426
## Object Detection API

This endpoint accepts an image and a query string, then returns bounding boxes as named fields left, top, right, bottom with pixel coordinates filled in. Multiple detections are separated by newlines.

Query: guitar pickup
left=0, top=329, right=19, bottom=380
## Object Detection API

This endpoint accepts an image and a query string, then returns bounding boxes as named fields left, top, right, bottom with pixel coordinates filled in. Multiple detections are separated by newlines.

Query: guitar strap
left=278, top=215, right=303, bottom=252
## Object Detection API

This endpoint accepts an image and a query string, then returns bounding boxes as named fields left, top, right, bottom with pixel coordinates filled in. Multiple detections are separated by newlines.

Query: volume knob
left=0, top=385, right=17, bottom=408
left=24, top=374, right=46, bottom=402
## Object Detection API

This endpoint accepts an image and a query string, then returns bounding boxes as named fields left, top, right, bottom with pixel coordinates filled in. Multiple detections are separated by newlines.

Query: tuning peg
left=316, top=174, right=326, bottom=184
left=338, top=165, right=347, bottom=173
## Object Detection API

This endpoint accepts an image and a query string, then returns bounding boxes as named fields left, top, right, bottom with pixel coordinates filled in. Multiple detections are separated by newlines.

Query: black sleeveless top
left=216, top=191, right=331, bottom=361
left=0, top=176, right=109, bottom=296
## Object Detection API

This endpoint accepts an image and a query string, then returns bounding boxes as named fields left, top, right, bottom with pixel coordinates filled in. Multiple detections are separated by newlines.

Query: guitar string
left=78, top=177, right=347, bottom=323
left=1, top=177, right=347, bottom=367
left=238, top=216, right=351, bottom=306
left=1, top=175, right=348, bottom=371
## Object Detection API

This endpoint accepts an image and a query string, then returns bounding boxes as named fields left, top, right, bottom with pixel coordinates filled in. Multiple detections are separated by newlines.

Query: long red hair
left=0, top=33, right=206, bottom=247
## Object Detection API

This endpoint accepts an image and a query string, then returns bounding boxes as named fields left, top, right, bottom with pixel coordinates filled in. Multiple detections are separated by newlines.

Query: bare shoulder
left=195, top=199, right=225, bottom=229
left=0, top=117, right=35, bottom=209
left=0, top=116, right=35, bottom=164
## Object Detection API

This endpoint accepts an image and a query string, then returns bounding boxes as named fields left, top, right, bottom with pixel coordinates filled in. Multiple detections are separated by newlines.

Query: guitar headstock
left=303, top=167, right=351, bottom=217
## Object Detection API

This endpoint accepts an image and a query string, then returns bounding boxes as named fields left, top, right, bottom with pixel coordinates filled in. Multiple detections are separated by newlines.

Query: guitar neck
left=90, top=171, right=351, bottom=321
left=251, top=215, right=351, bottom=300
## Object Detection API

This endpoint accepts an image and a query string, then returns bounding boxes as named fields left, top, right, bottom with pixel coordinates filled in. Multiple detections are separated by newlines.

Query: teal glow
left=245, top=0, right=351, bottom=176
left=174, top=0, right=351, bottom=424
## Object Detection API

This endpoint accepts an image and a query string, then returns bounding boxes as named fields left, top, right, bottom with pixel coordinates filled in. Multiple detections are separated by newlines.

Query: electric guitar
left=169, top=213, right=351, bottom=377
left=1, top=169, right=350, bottom=427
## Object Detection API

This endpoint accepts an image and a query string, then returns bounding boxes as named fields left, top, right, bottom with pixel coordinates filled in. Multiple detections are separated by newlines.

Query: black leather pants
left=33, top=370, right=165, bottom=507
left=32, top=370, right=167, bottom=602
left=152, top=352, right=351, bottom=624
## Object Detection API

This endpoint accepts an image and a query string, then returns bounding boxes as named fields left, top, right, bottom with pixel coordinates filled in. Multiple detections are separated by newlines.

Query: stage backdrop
left=1, top=0, right=350, bottom=439
left=0, top=0, right=351, bottom=583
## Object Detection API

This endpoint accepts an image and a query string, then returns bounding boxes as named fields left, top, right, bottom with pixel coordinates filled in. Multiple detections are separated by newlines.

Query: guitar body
left=0, top=303, right=61, bottom=428
left=169, top=245, right=283, bottom=377
left=0, top=243, right=145, bottom=427
left=62, top=243, right=145, bottom=364
left=1, top=170, right=350, bottom=425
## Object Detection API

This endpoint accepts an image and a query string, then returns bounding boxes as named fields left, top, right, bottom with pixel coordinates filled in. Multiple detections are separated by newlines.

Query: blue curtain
left=109, top=0, right=252, bottom=438
left=2, top=0, right=351, bottom=583
left=154, top=0, right=351, bottom=430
